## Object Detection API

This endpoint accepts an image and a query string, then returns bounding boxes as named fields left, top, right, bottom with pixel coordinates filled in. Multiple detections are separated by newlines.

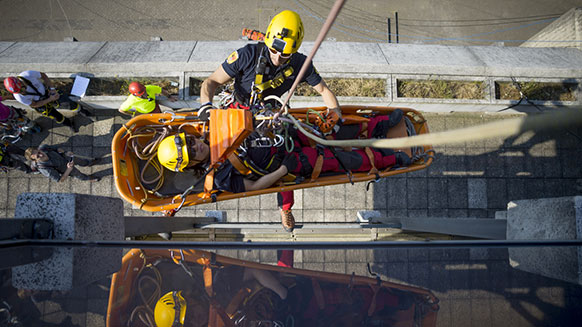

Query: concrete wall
left=1, top=40, right=582, bottom=111
left=522, top=8, right=582, bottom=50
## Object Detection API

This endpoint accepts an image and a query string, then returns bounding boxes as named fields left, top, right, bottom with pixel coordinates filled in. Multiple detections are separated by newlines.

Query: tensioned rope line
left=275, top=0, right=582, bottom=149
left=289, top=109, right=582, bottom=149
left=279, top=0, right=346, bottom=114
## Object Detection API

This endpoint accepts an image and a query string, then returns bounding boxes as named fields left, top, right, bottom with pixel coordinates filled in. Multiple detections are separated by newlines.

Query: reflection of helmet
left=265, top=10, right=304, bottom=55
left=154, top=291, right=187, bottom=327
left=157, top=133, right=189, bottom=172
left=3, top=77, right=22, bottom=94
left=129, top=82, right=146, bottom=97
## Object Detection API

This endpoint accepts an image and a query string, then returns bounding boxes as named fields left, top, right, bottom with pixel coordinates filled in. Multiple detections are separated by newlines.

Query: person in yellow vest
left=118, top=82, right=177, bottom=116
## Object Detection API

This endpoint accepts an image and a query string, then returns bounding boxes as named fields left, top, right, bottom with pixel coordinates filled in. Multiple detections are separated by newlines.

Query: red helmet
left=3, top=77, right=22, bottom=94
left=129, top=82, right=146, bottom=97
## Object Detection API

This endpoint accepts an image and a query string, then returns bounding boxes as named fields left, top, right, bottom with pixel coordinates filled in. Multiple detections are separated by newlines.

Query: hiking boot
left=280, top=209, right=295, bottom=232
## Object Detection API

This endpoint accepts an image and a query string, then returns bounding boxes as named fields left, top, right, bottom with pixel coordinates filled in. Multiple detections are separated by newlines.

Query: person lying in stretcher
left=155, top=109, right=410, bottom=195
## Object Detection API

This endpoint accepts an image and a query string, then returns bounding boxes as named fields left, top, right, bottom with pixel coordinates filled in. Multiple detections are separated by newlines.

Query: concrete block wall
left=521, top=8, right=582, bottom=50
left=1, top=41, right=582, bottom=111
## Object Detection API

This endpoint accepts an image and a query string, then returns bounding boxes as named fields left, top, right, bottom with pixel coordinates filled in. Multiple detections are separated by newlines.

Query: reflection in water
left=109, top=249, right=439, bottom=327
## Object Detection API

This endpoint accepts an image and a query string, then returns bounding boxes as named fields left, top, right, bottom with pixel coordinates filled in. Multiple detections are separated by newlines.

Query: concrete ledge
left=11, top=193, right=124, bottom=291
left=506, top=196, right=582, bottom=285
left=1, top=40, right=581, bottom=111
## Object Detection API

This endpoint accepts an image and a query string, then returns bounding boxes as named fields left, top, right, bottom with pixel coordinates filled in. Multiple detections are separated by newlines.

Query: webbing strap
left=312, top=278, right=326, bottom=310
left=227, top=153, right=252, bottom=176
left=310, top=154, right=324, bottom=182
left=203, top=265, right=213, bottom=297
left=367, top=284, right=381, bottom=317
left=226, top=287, right=251, bottom=316
left=203, top=169, right=215, bottom=195
left=254, top=66, right=294, bottom=92
left=364, top=147, right=379, bottom=175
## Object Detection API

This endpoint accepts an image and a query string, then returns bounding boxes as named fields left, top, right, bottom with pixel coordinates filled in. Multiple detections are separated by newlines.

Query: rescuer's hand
left=197, top=103, right=213, bottom=121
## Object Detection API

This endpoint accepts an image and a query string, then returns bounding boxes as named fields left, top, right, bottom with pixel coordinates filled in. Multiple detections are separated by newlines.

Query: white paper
left=70, top=76, right=90, bottom=97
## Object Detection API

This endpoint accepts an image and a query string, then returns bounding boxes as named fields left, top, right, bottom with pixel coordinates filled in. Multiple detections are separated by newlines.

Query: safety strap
left=226, top=287, right=251, bottom=316
left=364, top=147, right=379, bottom=175
left=203, top=265, right=213, bottom=297
left=367, top=284, right=382, bottom=317
left=311, top=278, right=326, bottom=310
left=254, top=66, right=294, bottom=92
left=227, top=152, right=252, bottom=176
left=310, top=153, right=324, bottom=182
left=203, top=169, right=215, bottom=195
left=17, top=76, right=47, bottom=98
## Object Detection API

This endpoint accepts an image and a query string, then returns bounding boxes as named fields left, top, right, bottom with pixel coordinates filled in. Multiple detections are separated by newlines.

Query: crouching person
left=25, top=145, right=101, bottom=182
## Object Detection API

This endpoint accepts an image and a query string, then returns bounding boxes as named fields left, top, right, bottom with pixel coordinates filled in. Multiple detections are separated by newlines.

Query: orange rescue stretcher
left=111, top=106, right=434, bottom=212
left=106, top=249, right=440, bottom=326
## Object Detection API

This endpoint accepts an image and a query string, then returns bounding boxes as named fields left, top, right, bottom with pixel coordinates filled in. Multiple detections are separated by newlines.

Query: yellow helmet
left=157, top=133, right=189, bottom=172
left=265, top=10, right=304, bottom=55
left=154, top=291, right=187, bottom=327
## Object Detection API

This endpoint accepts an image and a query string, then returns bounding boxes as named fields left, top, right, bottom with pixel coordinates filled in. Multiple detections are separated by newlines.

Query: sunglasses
left=268, top=47, right=292, bottom=59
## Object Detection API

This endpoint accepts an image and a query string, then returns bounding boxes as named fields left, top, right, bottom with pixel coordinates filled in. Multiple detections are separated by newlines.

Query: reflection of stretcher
left=111, top=106, right=434, bottom=212
left=106, top=249, right=439, bottom=327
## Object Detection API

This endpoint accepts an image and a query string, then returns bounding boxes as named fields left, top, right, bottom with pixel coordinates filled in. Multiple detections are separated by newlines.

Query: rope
left=278, top=0, right=346, bottom=116
left=285, top=109, right=582, bottom=149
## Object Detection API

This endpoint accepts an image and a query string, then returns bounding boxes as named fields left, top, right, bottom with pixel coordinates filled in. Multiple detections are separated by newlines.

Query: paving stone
left=259, top=193, right=277, bottom=210
left=407, top=178, right=427, bottom=209
left=217, top=198, right=238, bottom=210
left=408, top=209, right=427, bottom=217
left=506, top=178, right=526, bottom=201
left=323, top=209, right=346, bottom=222
left=259, top=250, right=277, bottom=263
left=485, top=150, right=506, bottom=177
left=561, top=149, right=582, bottom=178
left=427, top=149, right=447, bottom=177
left=92, top=117, right=115, bottom=147
left=470, top=266, right=492, bottom=299
left=369, top=180, right=386, bottom=209
left=448, top=209, right=468, bottom=217
left=468, top=209, right=488, bottom=218
left=445, top=147, right=467, bottom=177
left=86, top=299, right=107, bottom=327
left=408, top=262, right=430, bottom=287
left=386, top=178, right=407, bottom=209
left=542, top=147, right=563, bottom=178
left=239, top=195, right=259, bottom=209
left=345, top=182, right=366, bottom=209
left=486, top=178, right=507, bottom=209
left=324, top=249, right=346, bottom=263
left=7, top=178, right=29, bottom=210
left=346, top=249, right=369, bottom=263
left=467, top=178, right=487, bottom=209
left=504, top=151, right=527, bottom=178
left=302, top=209, right=323, bottom=223
left=523, top=179, right=545, bottom=200
left=323, top=262, right=346, bottom=274
left=429, top=262, right=450, bottom=299
left=259, top=209, right=279, bottom=223
left=303, top=249, right=325, bottom=263
left=238, top=209, right=260, bottom=223
left=471, top=298, right=493, bottom=327
left=447, top=178, right=468, bottom=208
left=428, top=208, right=448, bottom=217
left=324, top=184, right=345, bottom=209
left=450, top=299, right=472, bottom=326
left=372, top=249, right=408, bottom=263
left=303, top=187, right=324, bottom=209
